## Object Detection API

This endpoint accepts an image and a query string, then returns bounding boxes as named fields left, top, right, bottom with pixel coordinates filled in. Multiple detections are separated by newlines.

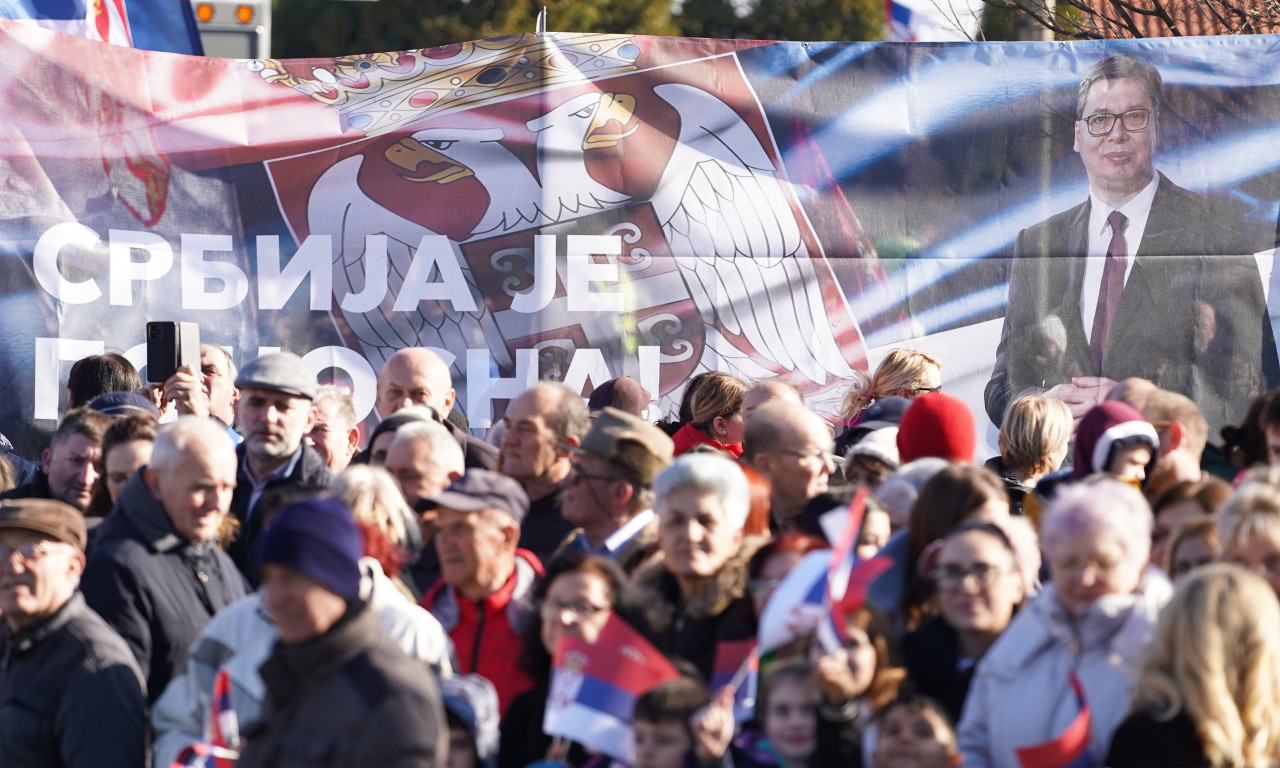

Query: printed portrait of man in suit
left=985, top=53, right=1279, bottom=434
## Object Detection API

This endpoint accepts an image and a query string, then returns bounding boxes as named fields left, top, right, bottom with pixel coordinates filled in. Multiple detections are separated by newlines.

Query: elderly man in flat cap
left=0, top=498, right=147, bottom=767
left=226, top=351, right=333, bottom=578
left=419, top=470, right=540, bottom=718
left=558, top=407, right=674, bottom=574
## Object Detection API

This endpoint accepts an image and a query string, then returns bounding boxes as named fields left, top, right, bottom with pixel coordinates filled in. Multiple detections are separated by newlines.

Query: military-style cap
left=571, top=407, right=674, bottom=486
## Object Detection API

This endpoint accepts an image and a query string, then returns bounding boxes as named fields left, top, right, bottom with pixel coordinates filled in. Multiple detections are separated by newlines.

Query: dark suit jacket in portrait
left=986, top=174, right=1279, bottom=434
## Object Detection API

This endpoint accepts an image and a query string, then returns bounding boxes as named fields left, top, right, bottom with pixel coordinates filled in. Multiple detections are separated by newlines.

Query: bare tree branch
left=980, top=0, right=1280, bottom=38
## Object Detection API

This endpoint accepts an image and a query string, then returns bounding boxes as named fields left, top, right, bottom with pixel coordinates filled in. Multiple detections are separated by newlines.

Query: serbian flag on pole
left=757, top=549, right=831, bottom=654
left=711, top=637, right=757, bottom=722
left=1016, top=671, right=1094, bottom=768
left=544, top=613, right=680, bottom=762
left=170, top=667, right=240, bottom=767
left=827, top=487, right=894, bottom=640
left=170, top=742, right=240, bottom=768
left=209, top=667, right=239, bottom=766
left=756, top=491, right=894, bottom=655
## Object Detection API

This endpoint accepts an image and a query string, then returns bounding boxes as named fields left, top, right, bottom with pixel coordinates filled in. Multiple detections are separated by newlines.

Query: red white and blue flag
left=1016, top=671, right=1093, bottom=768
left=544, top=613, right=680, bottom=762
left=757, top=549, right=832, bottom=654
left=758, top=490, right=894, bottom=655
left=711, top=637, right=758, bottom=722
left=827, top=487, right=894, bottom=641
left=209, top=667, right=239, bottom=765
left=169, top=667, right=240, bottom=768
left=0, top=0, right=130, bottom=45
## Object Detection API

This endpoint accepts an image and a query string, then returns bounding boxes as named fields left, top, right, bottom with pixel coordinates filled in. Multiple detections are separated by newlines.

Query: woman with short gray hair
left=957, top=478, right=1172, bottom=768
left=638, top=453, right=760, bottom=682
left=653, top=452, right=750, bottom=530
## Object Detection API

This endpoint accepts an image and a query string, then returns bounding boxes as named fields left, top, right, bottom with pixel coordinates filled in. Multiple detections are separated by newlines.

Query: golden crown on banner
left=248, top=33, right=642, bottom=136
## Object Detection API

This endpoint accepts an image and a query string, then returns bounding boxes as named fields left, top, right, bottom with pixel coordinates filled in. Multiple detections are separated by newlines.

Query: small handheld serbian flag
left=209, top=667, right=239, bottom=766
left=827, top=486, right=893, bottom=641
left=757, top=549, right=831, bottom=653
left=711, top=637, right=758, bottom=722
left=1016, top=670, right=1093, bottom=768
left=544, top=613, right=680, bottom=762
left=169, top=667, right=240, bottom=768
left=170, top=742, right=239, bottom=767
left=758, top=487, right=893, bottom=655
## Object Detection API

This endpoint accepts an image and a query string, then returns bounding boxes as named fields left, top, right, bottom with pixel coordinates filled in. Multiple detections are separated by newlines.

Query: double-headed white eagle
left=306, top=83, right=860, bottom=406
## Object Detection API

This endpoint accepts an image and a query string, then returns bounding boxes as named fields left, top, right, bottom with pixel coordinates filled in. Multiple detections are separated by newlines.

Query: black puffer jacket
left=82, top=469, right=248, bottom=702
left=0, top=593, right=148, bottom=768
left=238, top=602, right=447, bottom=768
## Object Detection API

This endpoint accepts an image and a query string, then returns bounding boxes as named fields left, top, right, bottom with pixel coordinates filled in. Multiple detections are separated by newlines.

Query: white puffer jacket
left=957, top=567, right=1172, bottom=768
left=151, top=558, right=454, bottom=767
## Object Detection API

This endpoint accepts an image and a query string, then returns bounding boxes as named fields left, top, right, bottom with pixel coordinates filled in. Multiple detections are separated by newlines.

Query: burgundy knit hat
left=896, top=391, right=975, bottom=463
left=1070, top=401, right=1158, bottom=480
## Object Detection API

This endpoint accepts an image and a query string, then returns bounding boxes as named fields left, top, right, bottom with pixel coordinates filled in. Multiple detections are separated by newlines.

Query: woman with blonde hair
left=1107, top=564, right=1280, bottom=767
left=985, top=394, right=1071, bottom=516
left=839, top=348, right=941, bottom=427
left=671, top=371, right=748, bottom=458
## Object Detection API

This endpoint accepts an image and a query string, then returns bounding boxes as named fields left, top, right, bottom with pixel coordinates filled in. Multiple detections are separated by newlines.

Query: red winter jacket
left=672, top=422, right=743, bottom=458
left=421, top=548, right=543, bottom=718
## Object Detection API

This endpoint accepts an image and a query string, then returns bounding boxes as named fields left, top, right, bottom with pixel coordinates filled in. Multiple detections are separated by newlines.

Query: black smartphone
left=146, top=321, right=200, bottom=383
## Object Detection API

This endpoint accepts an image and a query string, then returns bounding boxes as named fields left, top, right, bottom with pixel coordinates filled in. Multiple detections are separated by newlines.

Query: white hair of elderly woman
left=332, top=463, right=416, bottom=550
left=1041, top=477, right=1153, bottom=570
left=653, top=452, right=750, bottom=530
left=1216, top=477, right=1280, bottom=553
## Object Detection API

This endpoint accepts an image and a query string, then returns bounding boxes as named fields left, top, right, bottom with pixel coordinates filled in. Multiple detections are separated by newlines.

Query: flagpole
left=724, top=647, right=758, bottom=693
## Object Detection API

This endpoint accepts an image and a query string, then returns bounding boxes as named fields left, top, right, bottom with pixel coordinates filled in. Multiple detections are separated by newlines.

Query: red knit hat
left=896, top=392, right=975, bottom=463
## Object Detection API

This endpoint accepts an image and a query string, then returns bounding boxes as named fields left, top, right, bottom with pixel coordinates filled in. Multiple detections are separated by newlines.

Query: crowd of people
left=4, top=338, right=1280, bottom=768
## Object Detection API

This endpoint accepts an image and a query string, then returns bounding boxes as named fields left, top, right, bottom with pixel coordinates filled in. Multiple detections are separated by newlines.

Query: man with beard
left=225, top=352, right=332, bottom=579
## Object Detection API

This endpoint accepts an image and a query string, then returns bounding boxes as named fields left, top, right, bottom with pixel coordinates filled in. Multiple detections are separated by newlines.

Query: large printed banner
left=4, top=24, right=1280, bottom=454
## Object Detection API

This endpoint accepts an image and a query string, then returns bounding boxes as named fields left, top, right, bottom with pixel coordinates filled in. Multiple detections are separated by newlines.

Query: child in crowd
left=1164, top=515, right=1219, bottom=582
left=631, top=677, right=712, bottom=768
left=1069, top=401, right=1159, bottom=489
left=813, top=605, right=905, bottom=766
left=856, top=502, right=892, bottom=561
left=871, top=694, right=961, bottom=768
left=694, top=660, right=824, bottom=768
left=442, top=674, right=500, bottom=768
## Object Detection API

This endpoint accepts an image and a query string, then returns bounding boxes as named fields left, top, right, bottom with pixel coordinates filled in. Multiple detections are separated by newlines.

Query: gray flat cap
left=235, top=352, right=318, bottom=400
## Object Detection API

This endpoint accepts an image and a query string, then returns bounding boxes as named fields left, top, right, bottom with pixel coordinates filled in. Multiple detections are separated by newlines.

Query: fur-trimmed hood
left=633, top=535, right=769, bottom=633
